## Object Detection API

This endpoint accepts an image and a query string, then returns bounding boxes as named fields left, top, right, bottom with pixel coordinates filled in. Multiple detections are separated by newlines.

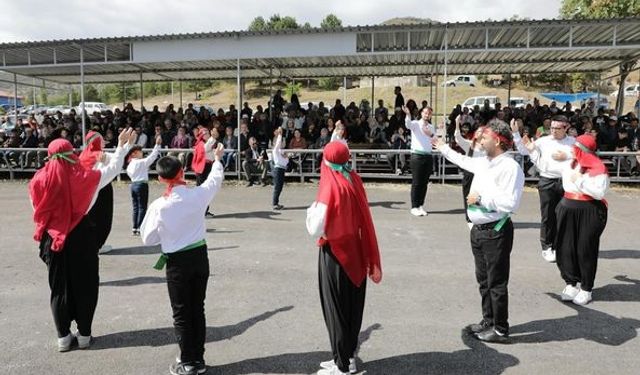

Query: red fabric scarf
left=29, top=139, right=101, bottom=251
left=483, top=127, right=513, bottom=148
left=159, top=169, right=187, bottom=197
left=78, top=131, right=103, bottom=170
left=191, top=128, right=208, bottom=174
left=572, top=134, right=607, bottom=176
left=316, top=141, right=382, bottom=287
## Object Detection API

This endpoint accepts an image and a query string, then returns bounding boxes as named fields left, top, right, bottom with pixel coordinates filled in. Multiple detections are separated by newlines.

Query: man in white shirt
left=433, top=119, right=524, bottom=344
left=140, top=143, right=224, bottom=375
left=513, top=115, right=575, bottom=263
left=403, top=105, right=435, bottom=216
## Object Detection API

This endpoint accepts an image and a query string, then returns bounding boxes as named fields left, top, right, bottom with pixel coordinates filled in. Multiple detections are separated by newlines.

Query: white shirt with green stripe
left=440, top=145, right=524, bottom=225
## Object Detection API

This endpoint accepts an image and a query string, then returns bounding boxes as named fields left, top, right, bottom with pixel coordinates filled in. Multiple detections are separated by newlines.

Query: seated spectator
left=20, top=127, right=39, bottom=169
left=134, top=126, right=148, bottom=147
left=288, top=129, right=308, bottom=150
left=2, top=129, right=21, bottom=167
left=388, top=126, right=409, bottom=174
left=168, top=126, right=192, bottom=167
left=222, top=126, right=238, bottom=170
left=242, top=136, right=269, bottom=186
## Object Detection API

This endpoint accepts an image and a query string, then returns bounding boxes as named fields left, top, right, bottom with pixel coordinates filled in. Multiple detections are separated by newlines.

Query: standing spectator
left=271, top=128, right=289, bottom=210
left=394, top=86, right=405, bottom=109
left=332, top=99, right=346, bottom=122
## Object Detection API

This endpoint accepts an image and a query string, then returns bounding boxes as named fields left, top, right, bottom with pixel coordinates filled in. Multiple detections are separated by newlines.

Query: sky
left=0, top=0, right=561, bottom=43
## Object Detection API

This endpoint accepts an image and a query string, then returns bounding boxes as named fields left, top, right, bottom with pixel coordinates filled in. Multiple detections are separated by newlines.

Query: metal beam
left=80, top=46, right=86, bottom=147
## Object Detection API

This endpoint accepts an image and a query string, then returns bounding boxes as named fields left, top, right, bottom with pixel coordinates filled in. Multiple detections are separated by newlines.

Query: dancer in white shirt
left=553, top=134, right=609, bottom=306
left=433, top=119, right=524, bottom=343
left=454, top=115, right=486, bottom=228
left=140, top=143, right=224, bottom=375
left=125, top=135, right=162, bottom=235
left=513, top=115, right=575, bottom=262
left=403, top=105, right=436, bottom=217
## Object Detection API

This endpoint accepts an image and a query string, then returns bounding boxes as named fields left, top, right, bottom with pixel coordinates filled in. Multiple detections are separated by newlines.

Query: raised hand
left=431, top=137, right=445, bottom=150
left=118, top=128, right=134, bottom=147
left=155, top=135, right=162, bottom=146
left=213, top=143, right=224, bottom=162
left=522, top=134, right=536, bottom=153
left=401, top=105, right=411, bottom=116
left=510, top=118, right=518, bottom=133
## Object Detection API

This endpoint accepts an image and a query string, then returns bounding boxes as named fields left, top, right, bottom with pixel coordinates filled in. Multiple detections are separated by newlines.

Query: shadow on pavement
left=368, top=201, right=405, bottom=210
left=208, top=329, right=519, bottom=375
left=213, top=211, right=287, bottom=221
left=599, top=249, right=640, bottom=259
left=427, top=208, right=466, bottom=215
left=100, top=276, right=165, bottom=287
left=510, top=293, right=640, bottom=345
left=593, top=275, right=640, bottom=302
left=513, top=222, right=541, bottom=229
left=91, top=305, right=294, bottom=350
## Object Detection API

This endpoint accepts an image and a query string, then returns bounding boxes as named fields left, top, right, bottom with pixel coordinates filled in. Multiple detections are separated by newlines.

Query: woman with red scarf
left=306, top=141, right=382, bottom=375
left=29, top=129, right=135, bottom=352
left=78, top=131, right=115, bottom=253
left=192, top=127, right=216, bottom=217
left=555, top=134, right=609, bottom=306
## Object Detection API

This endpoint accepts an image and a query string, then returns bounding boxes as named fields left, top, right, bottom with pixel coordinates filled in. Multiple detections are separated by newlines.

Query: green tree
left=284, top=82, right=302, bottom=98
left=321, top=14, right=343, bottom=28
left=318, top=77, right=340, bottom=90
left=248, top=16, right=267, bottom=31
left=560, top=0, right=640, bottom=19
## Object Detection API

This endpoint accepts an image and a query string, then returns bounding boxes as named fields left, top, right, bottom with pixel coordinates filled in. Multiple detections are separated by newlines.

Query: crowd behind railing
left=2, top=87, right=640, bottom=182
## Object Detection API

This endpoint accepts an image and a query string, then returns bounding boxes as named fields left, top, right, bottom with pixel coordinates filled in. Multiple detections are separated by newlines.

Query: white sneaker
left=410, top=208, right=423, bottom=217
left=318, top=367, right=349, bottom=375
left=573, top=290, right=592, bottom=305
left=561, top=285, right=581, bottom=301
left=541, top=248, right=556, bottom=263
left=57, top=333, right=73, bottom=352
left=99, top=245, right=112, bottom=254
left=320, top=358, right=357, bottom=374
left=467, top=222, right=474, bottom=230
left=74, top=332, right=91, bottom=349
left=418, top=206, right=428, bottom=216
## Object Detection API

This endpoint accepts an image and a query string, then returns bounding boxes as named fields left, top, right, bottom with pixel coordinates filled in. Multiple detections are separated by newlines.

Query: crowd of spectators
left=1, top=87, right=639, bottom=177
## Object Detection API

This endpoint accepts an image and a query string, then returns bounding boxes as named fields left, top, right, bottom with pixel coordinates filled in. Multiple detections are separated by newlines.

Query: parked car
left=610, top=84, right=640, bottom=97
left=76, top=102, right=110, bottom=114
left=20, top=104, right=48, bottom=115
left=462, top=96, right=500, bottom=110
left=442, top=75, right=478, bottom=87
left=508, top=97, right=528, bottom=108
left=46, top=105, right=73, bottom=115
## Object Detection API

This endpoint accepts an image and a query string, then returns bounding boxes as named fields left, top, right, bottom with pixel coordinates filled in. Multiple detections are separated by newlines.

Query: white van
left=610, top=84, right=640, bottom=97
left=76, top=102, right=110, bottom=114
left=462, top=96, right=500, bottom=110
left=508, top=97, right=528, bottom=109
left=443, top=75, right=478, bottom=87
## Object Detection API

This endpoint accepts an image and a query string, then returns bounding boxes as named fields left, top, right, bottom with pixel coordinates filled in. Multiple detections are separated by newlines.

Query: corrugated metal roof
left=0, top=17, right=638, bottom=84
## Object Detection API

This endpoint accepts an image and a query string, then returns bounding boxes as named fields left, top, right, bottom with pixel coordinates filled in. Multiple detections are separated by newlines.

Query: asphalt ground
left=1, top=180, right=639, bottom=375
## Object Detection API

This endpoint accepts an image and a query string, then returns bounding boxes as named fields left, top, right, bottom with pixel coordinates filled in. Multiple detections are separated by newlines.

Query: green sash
left=468, top=205, right=510, bottom=231
left=325, top=161, right=352, bottom=183
left=49, top=151, right=76, bottom=164
left=153, top=239, right=206, bottom=270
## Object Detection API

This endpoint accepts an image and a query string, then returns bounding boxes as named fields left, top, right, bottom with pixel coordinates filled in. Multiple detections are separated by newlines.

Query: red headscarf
left=572, top=134, right=607, bottom=176
left=159, top=169, right=187, bottom=197
left=78, top=131, right=103, bottom=170
left=191, top=128, right=208, bottom=174
left=316, top=141, right=382, bottom=286
left=29, top=139, right=101, bottom=251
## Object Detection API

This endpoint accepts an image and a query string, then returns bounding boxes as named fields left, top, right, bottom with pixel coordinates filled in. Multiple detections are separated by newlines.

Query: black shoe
left=475, top=328, right=509, bottom=344
left=246, top=181, right=254, bottom=187
left=465, top=320, right=491, bottom=334
left=194, top=361, right=206, bottom=374
left=170, top=361, right=198, bottom=375
left=273, top=204, right=284, bottom=211
left=205, top=211, right=215, bottom=218
left=261, top=180, right=269, bottom=187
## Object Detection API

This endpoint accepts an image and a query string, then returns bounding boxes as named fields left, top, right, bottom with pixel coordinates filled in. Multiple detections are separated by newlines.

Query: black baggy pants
left=537, top=177, right=564, bottom=250
left=410, top=153, right=433, bottom=209
left=319, top=244, right=366, bottom=372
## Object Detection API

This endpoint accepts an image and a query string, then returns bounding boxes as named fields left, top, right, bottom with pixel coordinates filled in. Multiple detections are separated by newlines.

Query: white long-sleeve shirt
left=204, top=137, right=216, bottom=161
left=454, top=129, right=485, bottom=158
left=306, top=201, right=328, bottom=240
left=126, top=145, right=160, bottom=182
left=140, top=161, right=224, bottom=253
left=88, top=144, right=130, bottom=212
left=514, top=133, right=574, bottom=179
left=561, top=165, right=609, bottom=200
left=330, top=131, right=348, bottom=146
left=405, top=118, right=435, bottom=154
left=271, top=135, right=289, bottom=169
left=440, top=145, right=524, bottom=224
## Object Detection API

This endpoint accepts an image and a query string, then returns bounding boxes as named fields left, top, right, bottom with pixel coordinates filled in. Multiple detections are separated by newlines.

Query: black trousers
left=537, top=177, right=564, bottom=250
left=470, top=219, right=514, bottom=335
left=196, top=162, right=213, bottom=214
left=272, top=166, right=285, bottom=206
left=555, top=198, right=608, bottom=291
left=88, top=183, right=113, bottom=249
left=319, top=245, right=366, bottom=372
left=410, top=153, right=433, bottom=209
left=166, top=246, right=210, bottom=363
left=462, top=171, right=474, bottom=223
left=130, top=182, right=149, bottom=230
left=40, top=216, right=100, bottom=338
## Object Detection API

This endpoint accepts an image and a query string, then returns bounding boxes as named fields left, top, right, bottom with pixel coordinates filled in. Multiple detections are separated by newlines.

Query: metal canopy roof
left=1, top=17, right=639, bottom=85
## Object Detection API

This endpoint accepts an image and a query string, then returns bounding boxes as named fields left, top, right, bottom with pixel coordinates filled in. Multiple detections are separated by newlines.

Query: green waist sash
left=468, top=205, right=510, bottom=231
left=153, top=239, right=206, bottom=270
